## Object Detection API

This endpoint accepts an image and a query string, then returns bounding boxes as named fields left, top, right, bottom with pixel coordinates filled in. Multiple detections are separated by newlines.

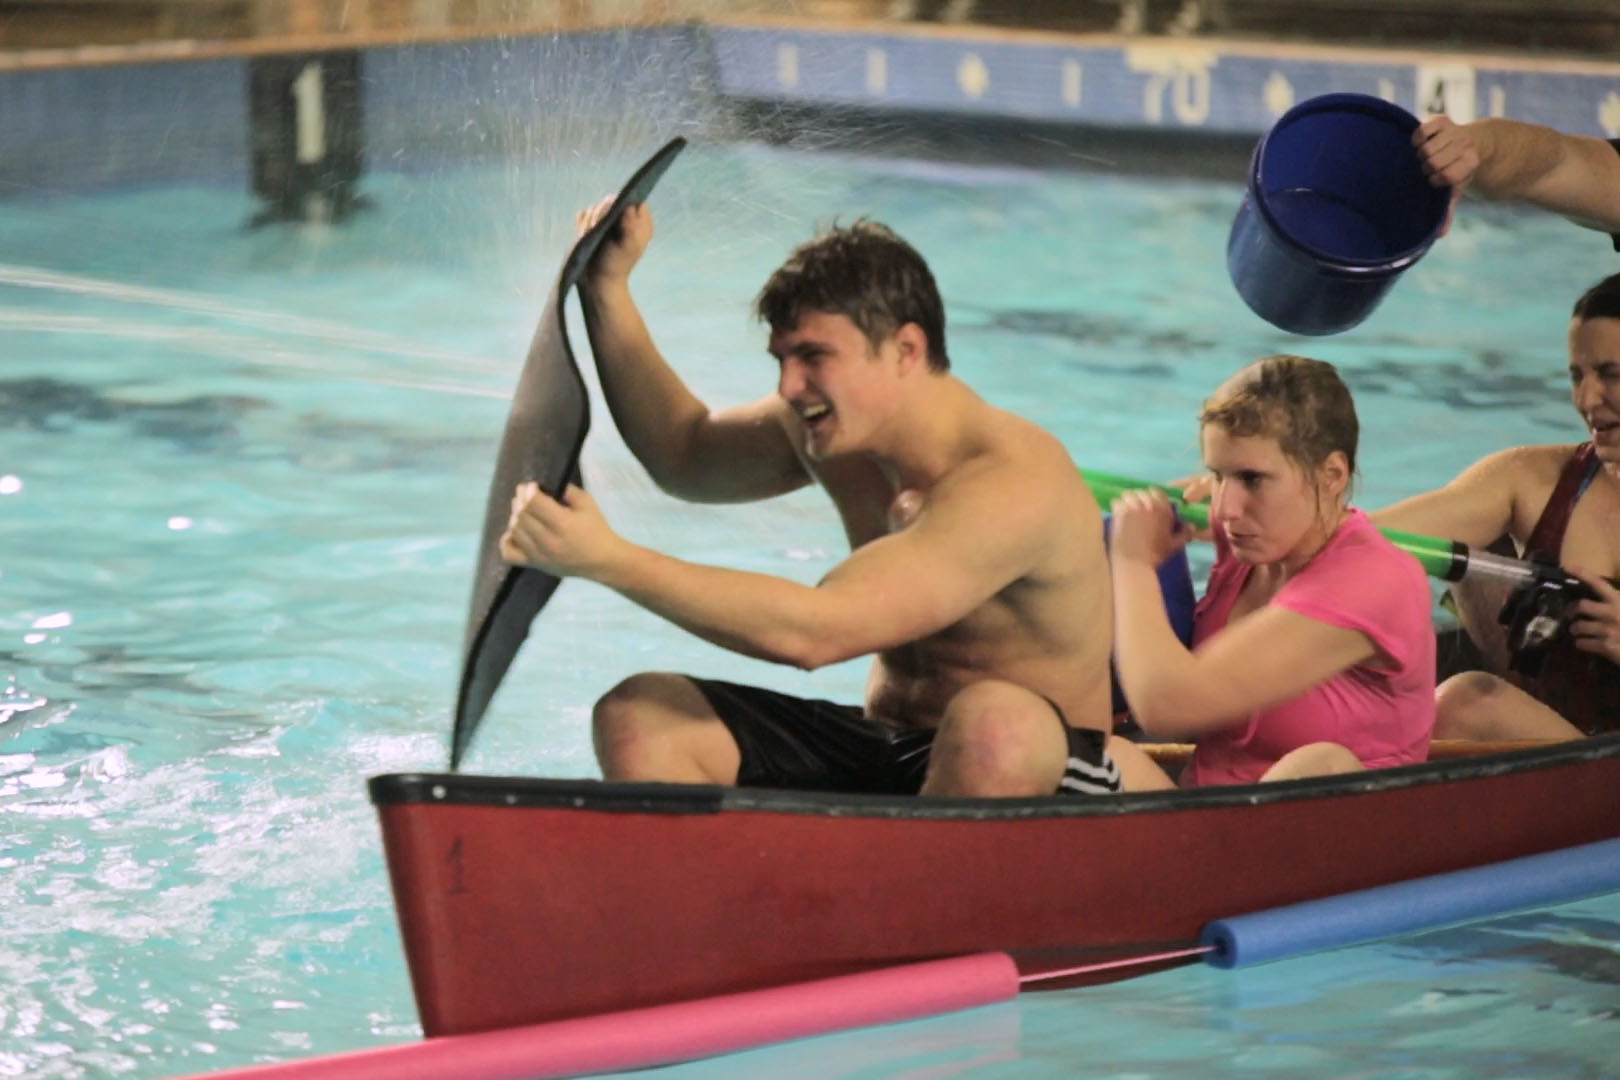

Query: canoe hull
left=370, top=735, right=1620, bottom=1037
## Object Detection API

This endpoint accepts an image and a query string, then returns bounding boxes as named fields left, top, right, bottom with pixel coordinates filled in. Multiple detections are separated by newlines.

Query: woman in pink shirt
left=1110, top=355, right=1436, bottom=786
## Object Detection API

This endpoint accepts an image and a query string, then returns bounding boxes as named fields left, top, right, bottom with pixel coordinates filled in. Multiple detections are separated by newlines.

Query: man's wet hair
left=755, top=220, right=950, bottom=372
left=1572, top=272, right=1620, bottom=321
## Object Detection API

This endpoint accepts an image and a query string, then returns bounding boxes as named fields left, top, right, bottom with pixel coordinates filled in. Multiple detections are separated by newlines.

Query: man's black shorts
left=691, top=678, right=1122, bottom=796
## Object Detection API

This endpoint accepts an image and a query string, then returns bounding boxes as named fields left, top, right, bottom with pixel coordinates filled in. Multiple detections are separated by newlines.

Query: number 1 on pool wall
left=247, top=52, right=367, bottom=226
left=291, top=62, right=326, bottom=165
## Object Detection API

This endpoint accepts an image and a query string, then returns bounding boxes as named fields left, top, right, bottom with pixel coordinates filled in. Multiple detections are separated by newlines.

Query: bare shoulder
left=923, top=408, right=1095, bottom=557
left=986, top=405, right=1083, bottom=471
left=973, top=408, right=1089, bottom=504
left=1461, top=443, right=1582, bottom=489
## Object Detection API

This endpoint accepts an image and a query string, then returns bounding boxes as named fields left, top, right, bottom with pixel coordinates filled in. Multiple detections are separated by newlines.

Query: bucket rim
left=1247, top=92, right=1447, bottom=272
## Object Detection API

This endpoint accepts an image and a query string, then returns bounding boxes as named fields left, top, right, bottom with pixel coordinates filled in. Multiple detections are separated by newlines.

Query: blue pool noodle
left=1201, top=837, right=1620, bottom=968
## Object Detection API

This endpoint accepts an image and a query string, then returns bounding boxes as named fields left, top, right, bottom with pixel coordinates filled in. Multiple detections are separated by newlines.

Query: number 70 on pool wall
left=1124, top=46, right=1215, bottom=126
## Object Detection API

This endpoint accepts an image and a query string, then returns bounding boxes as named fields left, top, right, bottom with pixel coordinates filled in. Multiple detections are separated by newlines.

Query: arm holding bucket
left=1414, top=115, right=1620, bottom=233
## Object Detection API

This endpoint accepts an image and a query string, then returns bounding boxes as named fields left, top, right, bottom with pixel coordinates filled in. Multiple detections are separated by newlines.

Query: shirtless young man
left=499, top=207, right=1163, bottom=796
left=1366, top=118, right=1620, bottom=738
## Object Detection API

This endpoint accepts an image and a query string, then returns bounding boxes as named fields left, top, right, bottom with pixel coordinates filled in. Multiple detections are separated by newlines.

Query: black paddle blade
left=450, top=137, right=688, bottom=771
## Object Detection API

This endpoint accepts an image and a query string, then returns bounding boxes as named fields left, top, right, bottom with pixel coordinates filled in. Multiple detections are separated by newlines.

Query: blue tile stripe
left=709, top=25, right=1620, bottom=138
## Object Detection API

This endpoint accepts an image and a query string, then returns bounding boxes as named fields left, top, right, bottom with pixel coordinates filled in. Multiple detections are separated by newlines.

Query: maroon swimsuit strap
left=1523, top=443, right=1600, bottom=557
left=1513, top=442, right=1618, bottom=736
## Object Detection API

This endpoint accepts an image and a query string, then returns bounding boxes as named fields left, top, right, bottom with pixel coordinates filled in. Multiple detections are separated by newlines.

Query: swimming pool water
left=1, top=141, right=1616, bottom=1078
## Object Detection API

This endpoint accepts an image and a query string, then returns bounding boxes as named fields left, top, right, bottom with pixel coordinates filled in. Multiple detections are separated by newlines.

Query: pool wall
left=708, top=23, right=1620, bottom=137
left=2, top=19, right=1619, bottom=195
left=0, top=24, right=717, bottom=193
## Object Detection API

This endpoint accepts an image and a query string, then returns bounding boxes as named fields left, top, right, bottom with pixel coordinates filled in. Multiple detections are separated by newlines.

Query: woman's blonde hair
left=1200, top=354, right=1359, bottom=481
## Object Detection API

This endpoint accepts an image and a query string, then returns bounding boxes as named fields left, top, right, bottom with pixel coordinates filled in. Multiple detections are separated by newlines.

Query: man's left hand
left=500, top=482, right=627, bottom=581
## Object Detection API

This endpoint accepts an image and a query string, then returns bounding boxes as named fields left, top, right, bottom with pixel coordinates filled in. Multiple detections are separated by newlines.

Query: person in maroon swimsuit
left=1374, top=275, right=1620, bottom=738
left=1373, top=116, right=1620, bottom=736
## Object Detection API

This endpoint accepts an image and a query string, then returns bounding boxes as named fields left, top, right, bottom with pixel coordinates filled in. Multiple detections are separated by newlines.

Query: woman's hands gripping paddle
left=1109, top=489, right=1196, bottom=569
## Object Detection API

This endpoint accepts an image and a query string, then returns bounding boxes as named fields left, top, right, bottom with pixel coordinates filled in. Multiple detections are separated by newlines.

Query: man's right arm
left=1416, top=115, right=1620, bottom=233
left=577, top=203, right=811, bottom=504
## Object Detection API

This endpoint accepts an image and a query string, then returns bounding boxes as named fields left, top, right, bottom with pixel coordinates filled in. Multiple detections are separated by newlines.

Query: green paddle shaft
left=1079, top=469, right=1470, bottom=583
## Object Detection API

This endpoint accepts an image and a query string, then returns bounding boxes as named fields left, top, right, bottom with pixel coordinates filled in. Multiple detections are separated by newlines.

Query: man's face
left=769, top=310, right=896, bottom=460
left=1569, top=316, right=1620, bottom=468
left=1201, top=426, right=1324, bottom=566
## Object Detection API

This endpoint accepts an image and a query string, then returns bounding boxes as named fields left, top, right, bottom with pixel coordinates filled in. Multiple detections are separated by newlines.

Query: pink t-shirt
left=1180, top=509, right=1436, bottom=787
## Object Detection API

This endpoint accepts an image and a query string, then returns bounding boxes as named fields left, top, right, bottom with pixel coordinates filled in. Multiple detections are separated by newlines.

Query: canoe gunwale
left=369, top=731, right=1620, bottom=820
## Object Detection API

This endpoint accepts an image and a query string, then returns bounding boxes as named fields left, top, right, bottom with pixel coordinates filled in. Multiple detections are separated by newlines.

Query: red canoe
left=369, top=733, right=1620, bottom=1038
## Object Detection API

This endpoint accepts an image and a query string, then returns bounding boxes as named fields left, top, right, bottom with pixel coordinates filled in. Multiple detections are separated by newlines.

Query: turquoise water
left=1, top=142, right=1616, bottom=1078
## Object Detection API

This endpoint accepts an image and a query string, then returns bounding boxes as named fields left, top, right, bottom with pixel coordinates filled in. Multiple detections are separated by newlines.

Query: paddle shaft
left=1079, top=468, right=1536, bottom=587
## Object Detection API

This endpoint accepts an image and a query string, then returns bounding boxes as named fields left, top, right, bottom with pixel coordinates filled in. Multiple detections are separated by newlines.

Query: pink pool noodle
left=170, top=951, right=1019, bottom=1080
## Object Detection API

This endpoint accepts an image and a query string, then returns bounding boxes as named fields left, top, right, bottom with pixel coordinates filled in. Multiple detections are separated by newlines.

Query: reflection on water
left=0, top=376, right=269, bottom=451
left=1398, top=911, right=1620, bottom=992
left=967, top=305, right=1218, bottom=356
left=596, top=998, right=1026, bottom=1080
left=1342, top=355, right=1569, bottom=411
left=958, top=307, right=1574, bottom=417
left=0, top=375, right=495, bottom=470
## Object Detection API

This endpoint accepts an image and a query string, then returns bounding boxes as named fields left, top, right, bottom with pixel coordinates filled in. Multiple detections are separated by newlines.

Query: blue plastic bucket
left=1227, top=93, right=1450, bottom=336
